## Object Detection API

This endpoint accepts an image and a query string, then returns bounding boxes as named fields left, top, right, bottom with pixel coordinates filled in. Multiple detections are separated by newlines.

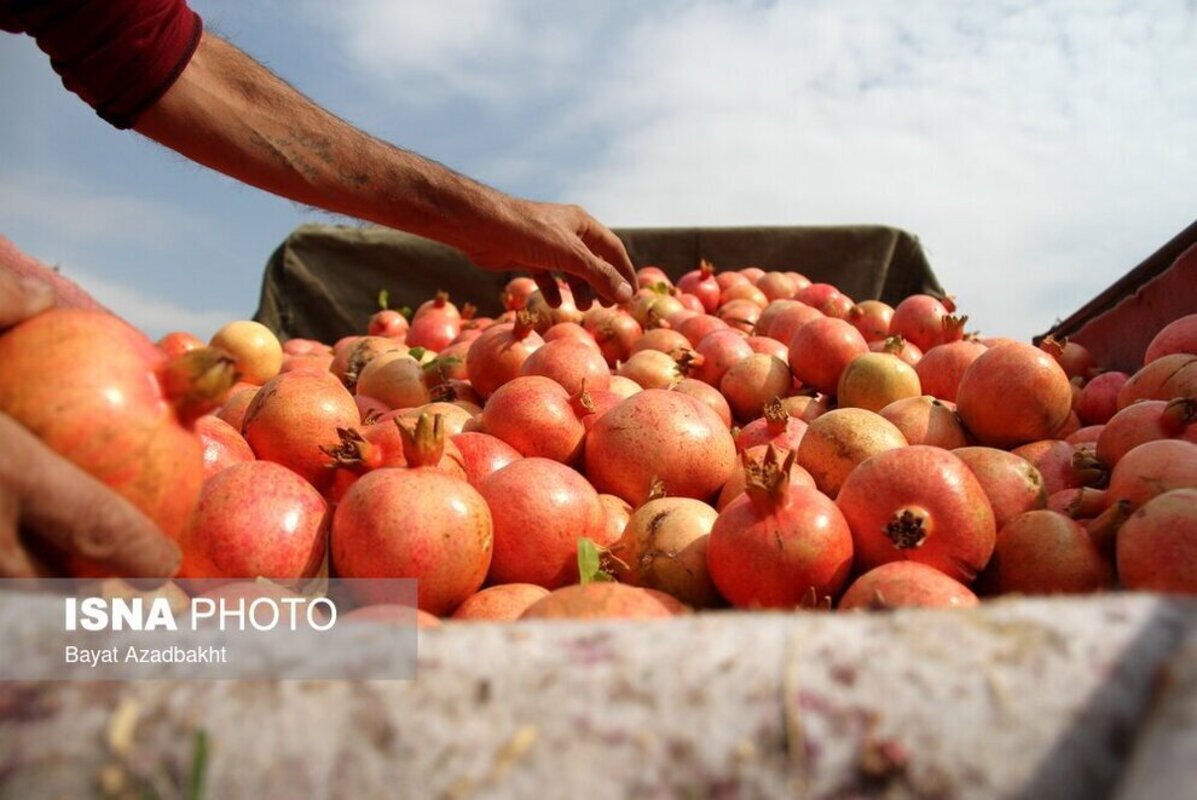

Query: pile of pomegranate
left=2, top=262, right=1195, bottom=624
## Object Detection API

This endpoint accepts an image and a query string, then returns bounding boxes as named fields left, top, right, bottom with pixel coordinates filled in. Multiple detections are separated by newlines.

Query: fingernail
left=614, top=282, right=634, bottom=303
left=20, top=277, right=54, bottom=314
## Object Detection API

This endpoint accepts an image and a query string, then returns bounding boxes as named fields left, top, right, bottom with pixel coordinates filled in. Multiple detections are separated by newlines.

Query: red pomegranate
left=406, top=291, right=461, bottom=351
left=836, top=445, right=996, bottom=583
left=838, top=561, right=979, bottom=610
left=889, top=294, right=965, bottom=353
left=451, top=431, right=521, bottom=485
left=196, top=415, right=255, bottom=480
left=465, top=313, right=545, bottom=397
left=1144, top=314, right=1197, bottom=364
left=735, top=398, right=807, bottom=452
left=878, top=395, right=970, bottom=449
left=451, top=584, right=551, bottom=621
left=979, top=510, right=1111, bottom=595
left=519, top=583, right=687, bottom=620
left=590, top=310, right=643, bottom=367
left=1075, top=371, right=1130, bottom=425
left=675, top=313, right=728, bottom=347
left=1038, top=336, right=1095, bottom=381
left=671, top=378, right=733, bottom=428
left=717, top=444, right=816, bottom=510
left=869, top=334, right=923, bottom=367
left=0, top=310, right=233, bottom=556
left=957, top=342, right=1073, bottom=448
left=1106, top=439, right=1197, bottom=510
left=788, top=316, right=868, bottom=395
left=757, top=271, right=797, bottom=302
left=953, top=446, right=1048, bottom=530
left=480, top=375, right=586, bottom=463
left=707, top=448, right=854, bottom=608
left=1096, top=399, right=1197, bottom=466
left=693, top=328, right=754, bottom=387
left=519, top=336, right=611, bottom=395
left=179, top=461, right=329, bottom=582
left=332, top=465, right=493, bottom=615
left=914, top=340, right=987, bottom=403
left=1117, top=354, right=1197, bottom=409
left=1011, top=439, right=1107, bottom=496
left=584, top=389, right=737, bottom=506
left=762, top=301, right=824, bottom=347
left=847, top=300, right=894, bottom=343
left=720, top=353, right=792, bottom=422
left=478, top=457, right=606, bottom=588
left=1116, top=488, right=1197, bottom=593
left=677, top=259, right=721, bottom=312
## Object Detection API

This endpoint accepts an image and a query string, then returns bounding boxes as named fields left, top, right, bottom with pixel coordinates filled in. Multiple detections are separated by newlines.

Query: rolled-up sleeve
left=2, top=0, right=203, bottom=129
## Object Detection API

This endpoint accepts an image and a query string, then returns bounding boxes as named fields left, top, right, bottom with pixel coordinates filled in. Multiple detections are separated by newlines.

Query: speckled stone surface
left=2, top=594, right=1195, bottom=799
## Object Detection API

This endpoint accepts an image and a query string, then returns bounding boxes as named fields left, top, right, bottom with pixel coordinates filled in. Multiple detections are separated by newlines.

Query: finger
left=0, top=269, right=54, bottom=329
left=557, top=242, right=637, bottom=307
left=578, top=221, right=638, bottom=298
left=565, top=275, right=594, bottom=311
left=0, top=490, right=38, bottom=578
left=533, top=271, right=562, bottom=308
left=0, top=415, right=181, bottom=580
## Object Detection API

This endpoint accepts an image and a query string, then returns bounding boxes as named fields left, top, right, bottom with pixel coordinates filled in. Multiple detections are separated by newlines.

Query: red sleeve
left=2, top=0, right=203, bottom=129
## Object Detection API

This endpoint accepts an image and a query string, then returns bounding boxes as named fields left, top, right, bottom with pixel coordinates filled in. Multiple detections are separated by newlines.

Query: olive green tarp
left=253, top=223, right=943, bottom=342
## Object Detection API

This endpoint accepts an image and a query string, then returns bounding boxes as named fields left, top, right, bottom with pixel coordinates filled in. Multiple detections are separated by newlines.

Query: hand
left=0, top=268, right=182, bottom=579
left=460, top=198, right=639, bottom=311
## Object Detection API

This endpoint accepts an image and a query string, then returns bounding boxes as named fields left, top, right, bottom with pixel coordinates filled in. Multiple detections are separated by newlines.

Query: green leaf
left=188, top=729, right=209, bottom=800
left=399, top=306, right=413, bottom=320
left=577, top=538, right=614, bottom=585
left=407, top=346, right=427, bottom=361
left=377, top=289, right=390, bottom=311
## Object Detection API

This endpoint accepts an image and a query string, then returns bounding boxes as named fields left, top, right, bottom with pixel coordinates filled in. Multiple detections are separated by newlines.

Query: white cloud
left=305, top=0, right=1197, bottom=341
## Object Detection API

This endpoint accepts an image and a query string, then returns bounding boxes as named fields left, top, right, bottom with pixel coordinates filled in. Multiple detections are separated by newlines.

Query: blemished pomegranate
left=1046, top=487, right=1108, bottom=520
left=1116, top=488, right=1197, bottom=594
left=717, top=298, right=762, bottom=332
left=331, top=465, right=493, bottom=615
left=1117, top=354, right=1197, bottom=409
left=617, top=349, right=685, bottom=390
left=590, top=310, right=643, bottom=367
left=1105, top=439, right=1197, bottom=510
left=584, top=389, right=737, bottom=506
left=1011, top=439, right=1108, bottom=495
left=878, top=395, right=970, bottom=450
left=353, top=352, right=432, bottom=410
left=0, top=309, right=233, bottom=556
left=979, top=510, right=1112, bottom=596
left=796, top=408, right=908, bottom=498
left=838, top=561, right=979, bottom=610
left=519, top=583, right=688, bottom=620
left=611, top=495, right=723, bottom=608
left=956, top=341, right=1073, bottom=448
left=178, top=461, right=329, bottom=582
left=707, top=448, right=854, bottom=608
left=478, top=457, right=606, bottom=588
left=836, top=445, right=996, bottom=583
left=241, top=370, right=360, bottom=494
left=451, top=584, right=551, bottom=621
left=953, top=446, right=1048, bottom=530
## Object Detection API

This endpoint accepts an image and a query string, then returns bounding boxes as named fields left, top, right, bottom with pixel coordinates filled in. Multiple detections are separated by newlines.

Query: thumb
left=0, top=269, right=55, bottom=328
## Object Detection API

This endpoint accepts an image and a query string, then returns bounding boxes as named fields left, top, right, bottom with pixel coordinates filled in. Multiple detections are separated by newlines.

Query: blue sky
left=2, top=0, right=1195, bottom=341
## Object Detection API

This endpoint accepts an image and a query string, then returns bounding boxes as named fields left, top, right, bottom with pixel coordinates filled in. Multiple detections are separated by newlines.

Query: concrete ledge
left=1, top=594, right=1195, bottom=799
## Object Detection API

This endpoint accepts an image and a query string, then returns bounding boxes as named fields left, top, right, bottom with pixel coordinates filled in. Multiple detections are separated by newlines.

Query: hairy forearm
left=134, top=31, right=510, bottom=248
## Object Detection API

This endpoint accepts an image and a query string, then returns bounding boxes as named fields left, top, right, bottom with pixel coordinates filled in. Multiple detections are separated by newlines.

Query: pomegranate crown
left=397, top=412, right=446, bottom=468
left=742, top=446, right=795, bottom=514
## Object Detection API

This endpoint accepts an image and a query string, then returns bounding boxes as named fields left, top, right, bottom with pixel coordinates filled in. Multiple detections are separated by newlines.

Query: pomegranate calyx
left=513, top=310, right=538, bottom=340
left=1072, top=448, right=1110, bottom=489
left=1087, top=499, right=1129, bottom=558
left=941, top=315, right=969, bottom=343
left=1161, top=397, right=1197, bottom=434
left=742, top=446, right=795, bottom=514
left=461, top=303, right=477, bottom=321
left=1039, top=335, right=1067, bottom=360
left=398, top=412, right=445, bottom=468
left=884, top=509, right=928, bottom=550
left=645, top=477, right=669, bottom=502
left=881, top=335, right=907, bottom=355
left=763, top=397, right=789, bottom=432
left=675, top=348, right=704, bottom=377
left=319, top=427, right=374, bottom=470
left=159, top=346, right=237, bottom=425
left=699, top=258, right=716, bottom=278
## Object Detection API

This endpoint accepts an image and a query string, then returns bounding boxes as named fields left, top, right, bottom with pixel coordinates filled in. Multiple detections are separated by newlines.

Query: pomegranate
left=542, top=321, right=599, bottom=350
left=878, top=395, right=970, bottom=449
left=788, top=316, right=868, bottom=395
left=216, top=386, right=259, bottom=432
left=1038, top=336, right=1095, bottom=380
left=590, top=310, right=643, bottom=367
left=717, top=444, right=816, bottom=510
left=1067, top=425, right=1105, bottom=445
left=677, top=259, right=722, bottom=312
left=721, top=353, right=792, bottom=422
left=392, top=401, right=476, bottom=440
left=332, top=336, right=407, bottom=391
left=1096, top=399, right=1197, bottom=466
left=520, top=336, right=611, bottom=395
left=889, top=295, right=965, bottom=353
left=746, top=335, right=789, bottom=362
left=1144, top=314, right=1197, bottom=363
left=708, top=448, right=854, bottom=608
left=367, top=308, right=409, bottom=339
left=671, top=378, right=733, bottom=428
left=1106, top=439, right=1197, bottom=510
left=406, top=291, right=461, bottom=351
left=451, top=431, right=521, bottom=485
left=719, top=281, right=768, bottom=309
left=210, top=319, right=283, bottom=386
left=952, top=446, right=1048, bottom=530
left=1118, top=354, right=1197, bottom=409
left=763, top=302, right=823, bottom=348
left=914, top=340, right=987, bottom=403
left=980, top=510, right=1111, bottom=596
left=780, top=394, right=831, bottom=422
left=847, top=300, right=894, bottom=343
left=1012, top=439, right=1107, bottom=495
left=520, top=583, right=687, bottom=620
left=869, top=334, right=923, bottom=367
left=597, top=493, right=633, bottom=549
left=717, top=298, right=763, bottom=333
left=837, top=352, right=922, bottom=412
left=693, top=328, right=754, bottom=387
left=1075, top=371, right=1130, bottom=425
left=179, top=461, right=328, bottom=581
left=0, top=310, right=233, bottom=556
left=282, top=338, right=332, bottom=357
left=465, top=313, right=545, bottom=398
left=157, top=330, right=204, bottom=358
left=585, top=389, right=737, bottom=506
left=736, top=398, right=807, bottom=452
left=611, top=495, right=722, bottom=608
left=957, top=342, right=1073, bottom=448
left=196, top=415, right=255, bottom=480
left=451, top=584, right=551, bottom=621
left=1116, top=488, right=1197, bottom=593
left=797, top=408, right=908, bottom=498
left=716, top=271, right=749, bottom=291
left=838, top=562, right=979, bottom=610
left=501, top=276, right=539, bottom=311
left=607, top=375, right=643, bottom=399
left=332, top=465, right=492, bottom=615
left=631, top=328, right=694, bottom=359
left=479, top=375, right=585, bottom=464
left=573, top=386, right=624, bottom=431
left=836, top=445, right=996, bottom=583
left=617, top=349, right=684, bottom=390
left=796, top=283, right=846, bottom=316
left=1047, top=487, right=1108, bottom=519
left=478, top=457, right=606, bottom=588
left=637, top=265, right=672, bottom=287
left=241, top=370, right=360, bottom=493
left=757, top=271, right=798, bottom=302
left=353, top=353, right=433, bottom=411
left=675, top=313, right=728, bottom=347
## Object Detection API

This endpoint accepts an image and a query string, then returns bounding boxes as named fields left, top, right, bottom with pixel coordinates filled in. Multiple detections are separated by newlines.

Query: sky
left=1, top=0, right=1195, bottom=342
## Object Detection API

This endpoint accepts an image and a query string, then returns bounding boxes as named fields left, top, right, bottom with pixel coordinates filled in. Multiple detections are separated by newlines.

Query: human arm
left=132, top=31, right=636, bottom=308
left=0, top=269, right=182, bottom=579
